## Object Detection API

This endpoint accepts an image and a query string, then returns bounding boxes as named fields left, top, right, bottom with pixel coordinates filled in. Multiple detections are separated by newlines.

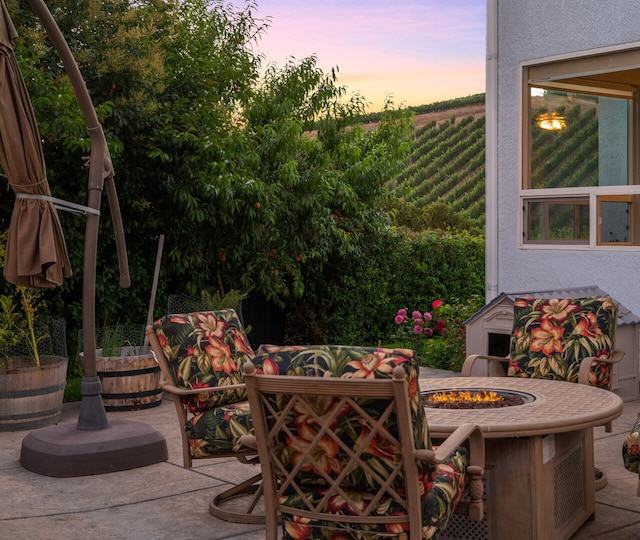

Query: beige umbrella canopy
left=0, top=0, right=71, bottom=288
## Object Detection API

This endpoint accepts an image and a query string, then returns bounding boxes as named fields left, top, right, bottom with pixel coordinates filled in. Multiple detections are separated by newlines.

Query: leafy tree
left=233, top=59, right=413, bottom=302
left=1, top=0, right=414, bottom=355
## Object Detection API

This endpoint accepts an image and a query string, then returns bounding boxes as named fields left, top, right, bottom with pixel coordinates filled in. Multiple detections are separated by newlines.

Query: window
left=525, top=197, right=589, bottom=243
left=598, top=194, right=640, bottom=245
left=522, top=48, right=640, bottom=247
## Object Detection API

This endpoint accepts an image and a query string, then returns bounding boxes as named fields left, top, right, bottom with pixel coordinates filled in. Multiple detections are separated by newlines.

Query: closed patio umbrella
left=0, top=0, right=71, bottom=288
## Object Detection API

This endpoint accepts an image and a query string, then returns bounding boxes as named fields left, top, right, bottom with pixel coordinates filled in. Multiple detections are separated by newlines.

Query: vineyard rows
left=393, top=114, right=486, bottom=228
left=394, top=100, right=600, bottom=229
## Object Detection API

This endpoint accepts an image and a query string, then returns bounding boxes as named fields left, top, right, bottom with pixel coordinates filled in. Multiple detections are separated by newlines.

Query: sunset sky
left=239, top=0, right=487, bottom=112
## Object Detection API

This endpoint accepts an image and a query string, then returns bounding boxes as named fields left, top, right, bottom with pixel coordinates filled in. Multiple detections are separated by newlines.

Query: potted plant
left=88, top=323, right=162, bottom=411
left=84, top=289, right=249, bottom=412
left=0, top=286, right=68, bottom=431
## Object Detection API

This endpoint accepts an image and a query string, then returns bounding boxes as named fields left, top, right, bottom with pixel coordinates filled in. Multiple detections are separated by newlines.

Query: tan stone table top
left=420, top=377, right=623, bottom=439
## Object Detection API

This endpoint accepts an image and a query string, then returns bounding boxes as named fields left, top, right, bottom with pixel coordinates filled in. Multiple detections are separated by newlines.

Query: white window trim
left=520, top=187, right=640, bottom=250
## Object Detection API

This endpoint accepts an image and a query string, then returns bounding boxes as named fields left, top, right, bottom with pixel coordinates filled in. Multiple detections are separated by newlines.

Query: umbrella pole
left=24, top=0, right=131, bottom=430
left=76, top=191, right=107, bottom=429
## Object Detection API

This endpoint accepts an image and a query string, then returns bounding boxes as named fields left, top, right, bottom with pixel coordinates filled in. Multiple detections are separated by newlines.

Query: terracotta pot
left=0, top=355, right=68, bottom=431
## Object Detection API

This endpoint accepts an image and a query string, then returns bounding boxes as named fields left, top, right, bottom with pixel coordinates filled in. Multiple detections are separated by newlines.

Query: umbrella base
left=19, top=419, right=168, bottom=477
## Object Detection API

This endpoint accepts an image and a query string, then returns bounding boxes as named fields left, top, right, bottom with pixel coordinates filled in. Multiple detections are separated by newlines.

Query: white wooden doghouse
left=465, top=286, right=640, bottom=402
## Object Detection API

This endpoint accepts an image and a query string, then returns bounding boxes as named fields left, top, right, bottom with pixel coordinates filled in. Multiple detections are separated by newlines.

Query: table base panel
left=439, top=428, right=595, bottom=540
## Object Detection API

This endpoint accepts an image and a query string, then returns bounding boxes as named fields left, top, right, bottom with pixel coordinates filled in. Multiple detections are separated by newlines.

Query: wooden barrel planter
left=0, top=355, right=68, bottom=432
left=96, top=346, right=162, bottom=411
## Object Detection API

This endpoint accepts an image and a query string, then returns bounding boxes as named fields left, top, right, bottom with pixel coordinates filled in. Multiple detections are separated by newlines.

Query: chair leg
left=245, top=481, right=264, bottom=515
left=467, top=465, right=484, bottom=521
left=594, top=468, right=608, bottom=491
left=209, top=472, right=265, bottom=524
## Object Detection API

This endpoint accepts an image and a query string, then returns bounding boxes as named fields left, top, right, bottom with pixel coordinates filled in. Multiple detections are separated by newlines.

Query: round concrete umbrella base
left=20, top=419, right=168, bottom=477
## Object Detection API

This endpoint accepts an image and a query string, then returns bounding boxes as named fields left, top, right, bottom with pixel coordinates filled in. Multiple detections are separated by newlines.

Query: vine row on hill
left=394, top=114, right=486, bottom=228
left=394, top=99, right=599, bottom=229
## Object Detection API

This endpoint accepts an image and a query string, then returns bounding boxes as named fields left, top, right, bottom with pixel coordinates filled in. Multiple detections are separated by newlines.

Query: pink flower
left=393, top=302, right=453, bottom=345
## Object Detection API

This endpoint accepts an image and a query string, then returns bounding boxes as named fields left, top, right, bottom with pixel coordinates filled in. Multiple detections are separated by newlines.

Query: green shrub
left=386, top=199, right=478, bottom=233
left=64, top=377, right=82, bottom=403
left=285, top=227, right=485, bottom=353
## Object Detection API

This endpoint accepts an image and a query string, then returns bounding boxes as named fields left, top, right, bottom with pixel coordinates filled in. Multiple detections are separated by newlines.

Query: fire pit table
left=419, top=377, right=623, bottom=540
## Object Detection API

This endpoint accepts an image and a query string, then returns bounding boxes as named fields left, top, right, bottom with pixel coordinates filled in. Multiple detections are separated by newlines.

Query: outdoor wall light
left=536, top=112, right=567, bottom=130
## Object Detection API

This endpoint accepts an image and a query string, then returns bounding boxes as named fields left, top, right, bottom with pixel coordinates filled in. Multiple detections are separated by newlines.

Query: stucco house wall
left=488, top=0, right=640, bottom=315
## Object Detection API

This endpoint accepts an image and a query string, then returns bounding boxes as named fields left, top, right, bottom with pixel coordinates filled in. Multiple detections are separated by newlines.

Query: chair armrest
left=160, top=380, right=246, bottom=396
left=415, top=423, right=485, bottom=521
left=577, top=348, right=625, bottom=385
left=415, top=423, right=484, bottom=469
left=461, top=354, right=509, bottom=377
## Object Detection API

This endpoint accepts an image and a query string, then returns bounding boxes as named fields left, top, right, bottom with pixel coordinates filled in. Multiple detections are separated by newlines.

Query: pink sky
left=239, top=0, right=486, bottom=111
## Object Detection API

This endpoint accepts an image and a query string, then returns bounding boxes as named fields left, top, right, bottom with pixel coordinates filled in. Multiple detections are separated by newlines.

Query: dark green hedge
left=285, top=228, right=485, bottom=348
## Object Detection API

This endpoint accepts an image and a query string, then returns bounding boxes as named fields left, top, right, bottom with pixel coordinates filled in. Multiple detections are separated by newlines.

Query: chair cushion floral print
left=153, top=309, right=254, bottom=457
left=251, top=344, right=470, bottom=540
left=507, top=296, right=618, bottom=390
left=184, top=401, right=253, bottom=458
left=623, top=417, right=640, bottom=475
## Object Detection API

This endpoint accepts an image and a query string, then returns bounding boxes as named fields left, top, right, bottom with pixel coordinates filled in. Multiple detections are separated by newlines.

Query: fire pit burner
left=422, top=388, right=536, bottom=409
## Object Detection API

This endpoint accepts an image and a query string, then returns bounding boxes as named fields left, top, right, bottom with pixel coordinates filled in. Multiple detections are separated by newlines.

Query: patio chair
left=461, top=295, right=624, bottom=489
left=145, top=309, right=263, bottom=523
left=241, top=344, right=485, bottom=540
left=623, top=415, right=640, bottom=496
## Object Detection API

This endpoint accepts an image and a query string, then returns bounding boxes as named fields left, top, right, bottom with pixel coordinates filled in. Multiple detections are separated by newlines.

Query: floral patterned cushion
left=185, top=401, right=252, bottom=458
left=623, top=417, right=640, bottom=474
left=279, top=463, right=468, bottom=540
left=507, top=297, right=618, bottom=390
left=251, top=344, right=468, bottom=540
left=253, top=344, right=430, bottom=451
left=153, top=310, right=254, bottom=413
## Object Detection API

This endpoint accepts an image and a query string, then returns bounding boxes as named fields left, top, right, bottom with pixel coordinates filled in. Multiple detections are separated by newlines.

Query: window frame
left=524, top=196, right=589, bottom=245
left=519, top=45, right=640, bottom=250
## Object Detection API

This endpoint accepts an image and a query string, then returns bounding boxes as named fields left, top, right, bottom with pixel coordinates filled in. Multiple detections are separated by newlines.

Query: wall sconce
left=536, top=112, right=566, bottom=130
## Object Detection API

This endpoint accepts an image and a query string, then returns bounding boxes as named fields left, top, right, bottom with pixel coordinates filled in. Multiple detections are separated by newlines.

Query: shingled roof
left=466, top=285, right=640, bottom=327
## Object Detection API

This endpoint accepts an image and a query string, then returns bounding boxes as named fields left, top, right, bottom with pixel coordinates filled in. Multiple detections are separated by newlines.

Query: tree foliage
left=1, top=0, right=414, bottom=354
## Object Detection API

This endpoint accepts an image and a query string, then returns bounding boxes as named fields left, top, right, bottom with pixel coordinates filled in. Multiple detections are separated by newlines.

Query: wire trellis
left=167, top=293, right=244, bottom=325
left=8, top=318, right=67, bottom=359
left=76, top=324, right=146, bottom=357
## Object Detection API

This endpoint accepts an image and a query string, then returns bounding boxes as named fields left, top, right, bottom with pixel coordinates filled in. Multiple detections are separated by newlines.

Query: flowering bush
left=392, top=296, right=484, bottom=371
left=394, top=300, right=446, bottom=341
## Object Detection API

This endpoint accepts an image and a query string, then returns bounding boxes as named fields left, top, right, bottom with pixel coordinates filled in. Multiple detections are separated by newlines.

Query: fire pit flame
left=422, top=388, right=535, bottom=409
left=430, top=390, right=504, bottom=403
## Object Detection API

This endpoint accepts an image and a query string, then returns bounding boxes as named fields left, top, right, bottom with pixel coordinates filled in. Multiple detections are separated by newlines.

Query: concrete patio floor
left=0, top=371, right=638, bottom=539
